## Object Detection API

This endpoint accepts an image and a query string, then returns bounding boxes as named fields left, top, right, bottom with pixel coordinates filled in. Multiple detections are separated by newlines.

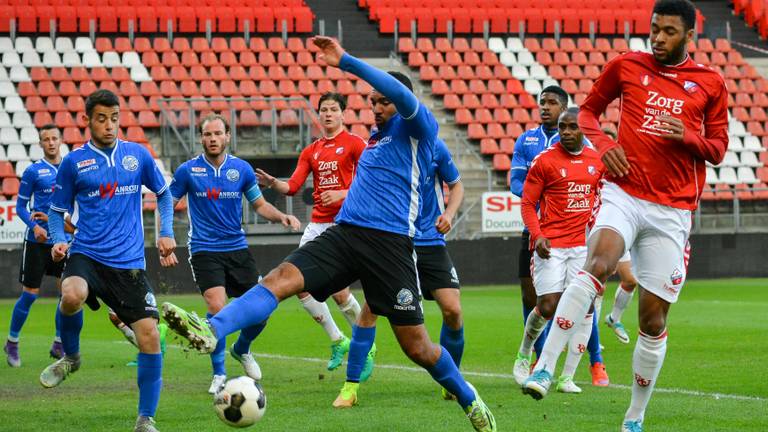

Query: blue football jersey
left=49, top=140, right=168, bottom=269
left=335, top=103, right=439, bottom=237
left=17, top=159, right=71, bottom=244
left=170, top=154, right=262, bottom=254
left=414, top=139, right=460, bottom=247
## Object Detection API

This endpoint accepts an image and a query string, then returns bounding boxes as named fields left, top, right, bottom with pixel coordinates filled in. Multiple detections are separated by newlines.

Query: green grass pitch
left=0, top=279, right=766, bottom=431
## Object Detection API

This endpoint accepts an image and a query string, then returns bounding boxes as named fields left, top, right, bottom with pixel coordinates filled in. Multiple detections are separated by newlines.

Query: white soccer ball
left=213, top=376, right=267, bottom=428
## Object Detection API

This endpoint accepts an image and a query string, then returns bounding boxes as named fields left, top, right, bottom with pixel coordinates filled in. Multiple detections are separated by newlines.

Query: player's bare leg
left=40, top=276, right=87, bottom=388
left=524, top=229, right=624, bottom=399
left=606, top=261, right=638, bottom=344
left=623, top=287, right=670, bottom=429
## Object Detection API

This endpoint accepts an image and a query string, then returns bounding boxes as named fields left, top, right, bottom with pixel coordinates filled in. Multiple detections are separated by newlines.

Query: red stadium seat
left=492, top=154, right=511, bottom=171
left=480, top=139, right=500, bottom=155
left=3, top=178, right=21, bottom=197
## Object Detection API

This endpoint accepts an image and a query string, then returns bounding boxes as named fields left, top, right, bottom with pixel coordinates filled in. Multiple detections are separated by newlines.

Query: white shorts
left=299, top=222, right=335, bottom=247
left=532, top=246, right=587, bottom=296
left=591, top=182, right=691, bottom=303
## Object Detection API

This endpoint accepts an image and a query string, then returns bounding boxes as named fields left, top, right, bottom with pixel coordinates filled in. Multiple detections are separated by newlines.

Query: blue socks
left=60, top=308, right=83, bottom=356
left=207, top=312, right=227, bottom=376
left=439, top=323, right=464, bottom=368
left=233, top=321, right=267, bottom=356
left=54, top=299, right=62, bottom=340
left=8, top=291, right=38, bottom=340
left=346, top=325, right=376, bottom=383
left=137, top=352, right=163, bottom=417
left=426, top=346, right=475, bottom=409
left=210, top=284, right=278, bottom=339
left=587, top=312, right=603, bottom=365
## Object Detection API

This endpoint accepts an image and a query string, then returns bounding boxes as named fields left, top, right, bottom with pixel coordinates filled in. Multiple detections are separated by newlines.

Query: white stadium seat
left=20, top=127, right=38, bottom=145
left=122, top=51, right=141, bottom=68
left=542, top=78, right=559, bottom=89
left=15, top=159, right=32, bottom=177
left=12, top=111, right=33, bottom=128
left=75, top=37, right=94, bottom=53
left=728, top=120, right=746, bottom=137
left=131, top=65, right=151, bottom=82
left=102, top=51, right=121, bottom=68
left=82, top=50, right=102, bottom=67
left=499, top=51, right=516, bottom=67
left=727, top=135, right=743, bottom=151
left=0, top=67, right=6, bottom=80
left=506, top=37, right=524, bottom=52
left=9, top=65, right=30, bottom=82
left=530, top=64, right=548, bottom=80
left=21, top=50, right=42, bottom=67
left=2, top=51, right=20, bottom=67
left=1, top=128, right=21, bottom=144
left=29, top=144, right=44, bottom=160
left=737, top=167, right=758, bottom=184
left=720, top=151, right=739, bottom=167
left=0, top=37, right=12, bottom=53
left=3, top=96, right=25, bottom=112
left=488, top=37, right=506, bottom=53
left=42, top=51, right=63, bottom=67
left=705, top=167, right=718, bottom=184
left=0, top=80, right=16, bottom=97
left=0, top=111, right=10, bottom=128
left=524, top=79, right=542, bottom=95
left=13, top=37, right=33, bottom=53
left=718, top=167, right=738, bottom=185
left=516, top=50, right=535, bottom=66
left=740, top=151, right=761, bottom=167
left=55, top=37, right=74, bottom=53
left=6, top=144, right=29, bottom=161
left=35, top=37, right=54, bottom=53
left=743, top=136, right=763, bottom=151
left=62, top=51, right=82, bottom=67
left=511, top=65, right=529, bottom=80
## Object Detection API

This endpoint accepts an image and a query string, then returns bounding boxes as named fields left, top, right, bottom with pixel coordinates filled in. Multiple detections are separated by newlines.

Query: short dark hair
left=387, top=71, right=413, bottom=92
left=85, top=89, right=119, bottom=117
left=653, top=0, right=697, bottom=31
left=39, top=124, right=59, bottom=135
left=540, top=85, right=569, bottom=107
left=199, top=113, right=230, bottom=134
left=318, top=92, right=347, bottom=111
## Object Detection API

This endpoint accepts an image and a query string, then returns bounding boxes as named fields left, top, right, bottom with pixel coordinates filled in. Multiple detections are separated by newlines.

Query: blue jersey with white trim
left=18, top=159, right=71, bottom=244
left=49, top=140, right=168, bottom=269
left=335, top=104, right=438, bottom=237
left=414, top=139, right=460, bottom=247
left=170, top=154, right=261, bottom=254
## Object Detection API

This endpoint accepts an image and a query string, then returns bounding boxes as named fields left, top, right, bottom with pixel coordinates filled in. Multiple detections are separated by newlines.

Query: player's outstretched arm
left=251, top=197, right=301, bottom=231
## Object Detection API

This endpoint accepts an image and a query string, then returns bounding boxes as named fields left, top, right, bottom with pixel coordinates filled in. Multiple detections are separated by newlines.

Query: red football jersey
left=579, top=51, right=729, bottom=210
left=521, top=143, right=604, bottom=249
left=286, top=130, right=367, bottom=223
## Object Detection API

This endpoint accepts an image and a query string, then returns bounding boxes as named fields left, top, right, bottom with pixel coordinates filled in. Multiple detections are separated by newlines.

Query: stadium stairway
left=303, top=0, right=394, bottom=57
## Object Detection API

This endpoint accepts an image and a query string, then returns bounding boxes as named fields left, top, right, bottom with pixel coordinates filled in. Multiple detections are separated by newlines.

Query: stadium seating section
left=732, top=0, right=768, bottom=40
left=0, top=1, right=314, bottom=34
left=398, top=35, right=768, bottom=200
left=359, top=0, right=705, bottom=34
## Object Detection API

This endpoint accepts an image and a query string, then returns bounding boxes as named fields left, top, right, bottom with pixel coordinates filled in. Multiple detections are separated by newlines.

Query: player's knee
left=440, top=305, right=462, bottom=329
left=639, top=315, right=666, bottom=336
left=261, top=263, right=302, bottom=301
left=401, top=341, right=433, bottom=367
left=584, top=256, right=616, bottom=282
left=22, top=286, right=40, bottom=295
left=331, top=290, right=349, bottom=305
left=536, top=297, right=557, bottom=319
left=621, top=278, right=638, bottom=292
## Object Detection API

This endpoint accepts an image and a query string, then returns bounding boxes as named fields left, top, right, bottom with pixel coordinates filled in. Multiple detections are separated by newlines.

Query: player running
left=168, top=113, right=300, bottom=393
left=333, top=137, right=465, bottom=407
left=522, top=2, right=728, bottom=431
left=39, top=89, right=178, bottom=432
left=514, top=108, right=604, bottom=394
left=161, top=36, right=496, bottom=431
left=511, top=87, right=609, bottom=387
left=5, top=124, right=73, bottom=366
left=255, top=92, right=371, bottom=371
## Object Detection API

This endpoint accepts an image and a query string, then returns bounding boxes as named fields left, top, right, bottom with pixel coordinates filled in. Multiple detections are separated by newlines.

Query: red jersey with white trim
left=579, top=51, right=729, bottom=210
left=286, top=130, right=367, bottom=223
left=521, top=143, right=604, bottom=249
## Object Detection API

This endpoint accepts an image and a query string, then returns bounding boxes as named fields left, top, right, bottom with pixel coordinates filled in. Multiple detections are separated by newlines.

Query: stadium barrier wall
left=1, top=233, right=766, bottom=298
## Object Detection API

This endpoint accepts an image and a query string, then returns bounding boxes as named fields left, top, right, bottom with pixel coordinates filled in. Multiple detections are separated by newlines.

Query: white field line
left=126, top=341, right=766, bottom=402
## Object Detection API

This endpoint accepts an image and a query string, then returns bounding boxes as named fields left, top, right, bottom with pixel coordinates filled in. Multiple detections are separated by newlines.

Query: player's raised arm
left=312, top=36, right=437, bottom=141
left=579, top=57, right=630, bottom=177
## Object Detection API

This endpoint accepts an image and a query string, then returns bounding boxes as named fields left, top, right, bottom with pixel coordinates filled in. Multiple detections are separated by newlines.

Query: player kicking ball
left=514, top=108, right=604, bottom=394
left=161, top=36, right=495, bottom=431
left=522, top=2, right=728, bottom=431
left=255, top=92, right=373, bottom=372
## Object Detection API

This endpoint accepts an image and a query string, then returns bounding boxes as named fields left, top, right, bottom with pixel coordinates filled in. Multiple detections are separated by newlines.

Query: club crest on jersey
left=560, top=168, right=567, bottom=177
left=641, top=74, right=652, bottom=86
left=588, top=165, right=597, bottom=175
left=670, top=268, right=683, bottom=285
left=683, top=80, right=698, bottom=94
left=336, top=147, right=344, bottom=155
left=122, top=155, right=139, bottom=172
left=314, top=152, right=320, bottom=160
left=225, top=169, right=240, bottom=182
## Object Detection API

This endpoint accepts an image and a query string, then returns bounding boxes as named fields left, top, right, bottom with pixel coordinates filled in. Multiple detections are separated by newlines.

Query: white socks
left=120, top=324, right=138, bottom=347
left=300, top=295, right=343, bottom=342
left=337, top=294, right=362, bottom=329
left=610, top=284, right=635, bottom=323
left=562, top=313, right=593, bottom=377
left=534, top=271, right=602, bottom=375
left=519, top=307, right=548, bottom=357
left=625, top=330, right=668, bottom=422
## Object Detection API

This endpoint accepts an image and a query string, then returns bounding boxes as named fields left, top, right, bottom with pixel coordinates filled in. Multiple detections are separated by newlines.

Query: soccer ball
left=213, top=376, right=267, bottom=428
